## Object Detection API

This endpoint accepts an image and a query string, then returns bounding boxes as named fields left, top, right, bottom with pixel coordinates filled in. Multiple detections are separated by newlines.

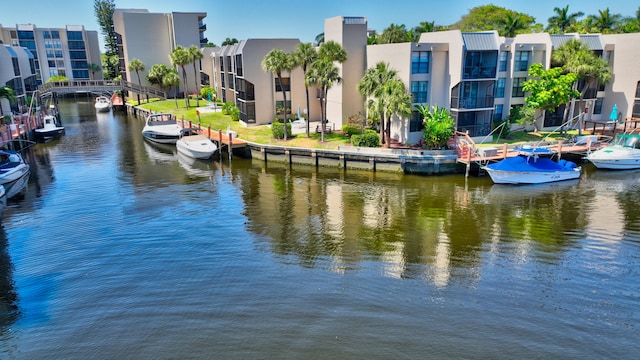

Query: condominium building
left=113, top=9, right=207, bottom=96
left=0, top=44, right=38, bottom=112
left=0, top=24, right=101, bottom=84
left=201, top=14, right=640, bottom=143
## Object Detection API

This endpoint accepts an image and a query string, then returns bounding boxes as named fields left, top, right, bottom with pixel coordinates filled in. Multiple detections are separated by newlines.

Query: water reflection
left=239, top=162, right=640, bottom=287
left=0, top=226, right=18, bottom=333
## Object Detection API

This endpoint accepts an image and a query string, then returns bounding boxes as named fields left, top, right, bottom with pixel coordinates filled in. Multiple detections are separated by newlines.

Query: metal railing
left=38, top=80, right=166, bottom=99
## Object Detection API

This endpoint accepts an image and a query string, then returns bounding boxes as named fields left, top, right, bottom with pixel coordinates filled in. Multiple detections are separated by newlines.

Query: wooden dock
left=176, top=119, right=247, bottom=150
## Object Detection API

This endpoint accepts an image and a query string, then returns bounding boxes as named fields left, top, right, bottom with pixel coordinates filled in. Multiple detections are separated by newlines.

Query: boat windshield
left=624, top=136, right=640, bottom=149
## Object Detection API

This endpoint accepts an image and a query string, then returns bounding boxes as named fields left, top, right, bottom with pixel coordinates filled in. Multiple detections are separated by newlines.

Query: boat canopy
left=487, top=155, right=575, bottom=172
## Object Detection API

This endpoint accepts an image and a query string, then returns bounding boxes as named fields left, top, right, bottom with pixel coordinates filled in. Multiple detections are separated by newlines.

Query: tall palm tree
left=546, top=5, right=584, bottom=33
left=146, top=64, right=171, bottom=97
left=163, top=69, right=181, bottom=109
left=170, top=46, right=191, bottom=108
left=317, top=41, right=347, bottom=63
left=0, top=86, right=17, bottom=116
left=500, top=13, right=527, bottom=37
left=306, top=59, right=341, bottom=142
left=188, top=45, right=203, bottom=108
left=591, top=8, right=622, bottom=34
left=552, top=39, right=612, bottom=134
left=128, top=58, right=145, bottom=105
left=261, top=49, right=294, bottom=140
left=411, top=21, right=435, bottom=41
left=292, top=42, right=318, bottom=137
left=357, top=62, right=399, bottom=146
left=378, top=23, right=410, bottom=44
left=314, top=32, right=324, bottom=46
left=88, top=63, right=102, bottom=80
left=381, top=80, right=413, bottom=146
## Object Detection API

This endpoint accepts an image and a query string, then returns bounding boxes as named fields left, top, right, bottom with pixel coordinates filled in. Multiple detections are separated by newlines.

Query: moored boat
left=483, top=148, right=581, bottom=185
left=586, top=133, right=640, bottom=170
left=94, top=96, right=112, bottom=112
left=176, top=128, right=218, bottom=160
left=141, top=113, right=182, bottom=144
left=0, top=150, right=30, bottom=199
left=34, top=115, right=65, bottom=142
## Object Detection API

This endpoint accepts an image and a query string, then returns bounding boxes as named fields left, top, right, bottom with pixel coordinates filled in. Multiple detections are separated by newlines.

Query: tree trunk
left=305, top=86, right=310, bottom=137
left=277, top=75, right=287, bottom=141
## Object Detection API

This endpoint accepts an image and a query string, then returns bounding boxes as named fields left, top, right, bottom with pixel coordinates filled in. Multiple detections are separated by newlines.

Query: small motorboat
left=482, top=147, right=581, bottom=185
left=141, top=113, right=182, bottom=144
left=34, top=115, right=65, bottom=142
left=176, top=128, right=218, bottom=159
left=586, top=133, right=640, bottom=170
left=94, top=96, right=112, bottom=112
left=0, top=150, right=30, bottom=199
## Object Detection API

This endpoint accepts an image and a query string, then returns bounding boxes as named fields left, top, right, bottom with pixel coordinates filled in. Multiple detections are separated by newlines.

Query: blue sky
left=0, top=0, right=637, bottom=50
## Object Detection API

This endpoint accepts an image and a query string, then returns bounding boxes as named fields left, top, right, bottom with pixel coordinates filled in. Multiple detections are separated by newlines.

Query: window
left=512, top=77, right=525, bottom=97
left=29, top=58, right=36, bottom=74
left=514, top=51, right=529, bottom=72
left=410, top=81, right=428, bottom=103
left=235, top=54, right=243, bottom=77
left=275, top=77, right=290, bottom=92
left=636, top=81, right=640, bottom=98
left=12, top=57, right=20, bottom=76
left=227, top=73, right=234, bottom=89
left=48, top=60, right=56, bottom=68
left=56, top=60, right=65, bottom=68
left=493, top=104, right=504, bottom=121
left=411, top=51, right=429, bottom=74
left=499, top=52, right=508, bottom=72
left=72, top=69, right=89, bottom=79
left=49, top=68, right=59, bottom=77
left=496, top=78, right=505, bottom=98
left=276, top=100, right=291, bottom=119
left=593, top=98, right=603, bottom=114
left=71, top=60, right=88, bottom=69
left=51, top=30, right=60, bottom=39
left=17, top=30, right=34, bottom=39
left=68, top=41, right=86, bottom=50
left=69, top=51, right=87, bottom=59
left=67, top=31, right=83, bottom=40
left=410, top=111, right=423, bottom=132
left=219, top=56, right=224, bottom=72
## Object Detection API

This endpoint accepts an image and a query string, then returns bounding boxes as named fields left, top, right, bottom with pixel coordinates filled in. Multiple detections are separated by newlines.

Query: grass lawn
left=134, top=99, right=351, bottom=150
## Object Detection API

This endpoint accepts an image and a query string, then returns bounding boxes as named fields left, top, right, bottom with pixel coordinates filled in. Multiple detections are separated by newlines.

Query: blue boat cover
left=487, top=155, right=573, bottom=172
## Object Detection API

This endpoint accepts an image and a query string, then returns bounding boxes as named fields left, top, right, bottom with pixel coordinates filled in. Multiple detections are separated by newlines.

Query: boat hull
left=95, top=105, right=112, bottom=113
left=143, top=131, right=180, bottom=144
left=587, top=149, right=640, bottom=170
left=0, top=164, right=30, bottom=199
left=484, top=168, right=581, bottom=184
left=176, top=135, right=217, bottom=159
left=35, top=128, right=65, bottom=142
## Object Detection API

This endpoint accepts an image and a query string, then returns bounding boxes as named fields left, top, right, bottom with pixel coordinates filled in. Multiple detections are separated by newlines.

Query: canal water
left=0, top=99, right=639, bottom=359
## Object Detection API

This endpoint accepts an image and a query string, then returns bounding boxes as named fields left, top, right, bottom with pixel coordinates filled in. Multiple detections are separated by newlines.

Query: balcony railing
left=463, top=66, right=496, bottom=79
left=451, top=95, right=495, bottom=109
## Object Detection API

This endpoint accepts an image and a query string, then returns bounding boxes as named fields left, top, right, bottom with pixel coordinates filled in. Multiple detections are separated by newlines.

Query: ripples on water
left=0, top=99, right=638, bottom=359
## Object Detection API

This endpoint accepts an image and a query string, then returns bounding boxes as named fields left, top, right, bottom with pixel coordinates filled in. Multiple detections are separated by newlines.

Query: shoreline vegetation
left=133, top=97, right=574, bottom=152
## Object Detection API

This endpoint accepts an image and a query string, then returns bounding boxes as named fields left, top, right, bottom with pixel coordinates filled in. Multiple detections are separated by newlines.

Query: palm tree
left=378, top=23, right=410, bottom=44
left=591, top=8, right=622, bottom=34
left=128, top=58, right=145, bottom=105
left=188, top=45, right=203, bottom=107
left=0, top=86, right=17, bottom=116
left=411, top=21, right=435, bottom=41
left=146, top=64, right=171, bottom=97
left=317, top=41, right=347, bottom=63
left=381, top=80, right=412, bottom=145
left=546, top=5, right=584, bottom=33
left=306, top=59, right=341, bottom=142
left=314, top=32, right=324, bottom=46
left=358, top=62, right=399, bottom=146
left=163, top=69, right=181, bottom=109
left=261, top=49, right=294, bottom=140
left=552, top=39, right=612, bottom=134
left=292, top=42, right=318, bottom=137
left=88, top=63, right=102, bottom=79
left=500, top=13, right=527, bottom=37
left=170, top=46, right=191, bottom=108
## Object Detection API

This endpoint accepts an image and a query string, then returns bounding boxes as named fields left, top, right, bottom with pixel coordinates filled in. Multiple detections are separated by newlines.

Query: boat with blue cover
left=483, top=147, right=581, bottom=184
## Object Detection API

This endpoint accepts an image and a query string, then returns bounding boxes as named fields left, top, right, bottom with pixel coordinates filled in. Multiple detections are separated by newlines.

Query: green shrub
left=271, top=120, right=292, bottom=139
left=351, top=131, right=380, bottom=147
left=342, top=124, right=363, bottom=137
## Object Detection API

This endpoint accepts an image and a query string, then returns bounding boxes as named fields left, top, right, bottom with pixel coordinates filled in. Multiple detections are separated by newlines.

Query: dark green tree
left=546, top=5, right=584, bottom=33
left=221, top=38, right=238, bottom=46
left=94, top=0, right=119, bottom=79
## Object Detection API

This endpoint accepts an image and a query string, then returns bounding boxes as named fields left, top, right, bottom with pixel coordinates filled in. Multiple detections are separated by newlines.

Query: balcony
left=463, top=66, right=496, bottom=79
left=199, top=23, right=207, bottom=31
left=451, top=95, right=495, bottom=109
left=199, top=37, right=208, bottom=45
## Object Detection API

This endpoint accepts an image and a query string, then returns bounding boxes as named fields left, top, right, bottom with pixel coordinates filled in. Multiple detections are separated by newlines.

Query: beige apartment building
left=0, top=24, right=101, bottom=84
left=202, top=15, right=640, bottom=143
left=113, top=9, right=207, bottom=97
left=0, top=44, right=38, bottom=112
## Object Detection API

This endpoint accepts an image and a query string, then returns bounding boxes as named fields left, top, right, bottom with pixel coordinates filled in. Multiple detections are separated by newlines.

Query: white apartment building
left=0, top=24, right=101, bottom=84
left=113, top=9, right=207, bottom=97
left=0, top=44, right=38, bottom=113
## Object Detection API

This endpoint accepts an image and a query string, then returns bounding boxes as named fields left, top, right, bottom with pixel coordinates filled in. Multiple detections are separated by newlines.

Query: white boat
left=94, top=96, right=112, bottom=112
left=483, top=148, right=581, bottom=185
left=176, top=128, right=218, bottom=159
left=0, top=150, right=30, bottom=199
left=586, top=133, right=640, bottom=170
left=141, top=113, right=182, bottom=144
left=34, top=115, right=65, bottom=142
